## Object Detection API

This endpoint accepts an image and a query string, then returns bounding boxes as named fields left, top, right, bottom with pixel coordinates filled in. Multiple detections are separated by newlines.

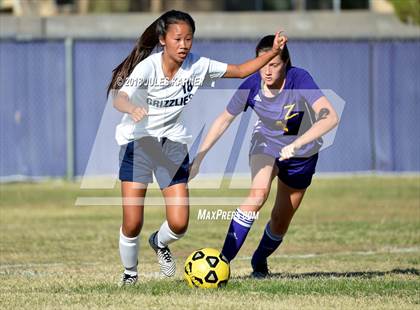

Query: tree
left=388, top=0, right=420, bottom=25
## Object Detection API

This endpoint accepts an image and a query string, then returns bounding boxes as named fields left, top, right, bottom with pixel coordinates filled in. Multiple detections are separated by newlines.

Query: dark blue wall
left=1, top=39, right=419, bottom=178
left=0, top=40, right=67, bottom=177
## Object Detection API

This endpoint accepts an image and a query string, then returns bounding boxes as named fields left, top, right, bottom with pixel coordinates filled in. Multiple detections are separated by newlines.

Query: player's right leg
left=119, top=181, right=147, bottom=286
left=221, top=154, right=278, bottom=262
left=118, top=139, right=153, bottom=286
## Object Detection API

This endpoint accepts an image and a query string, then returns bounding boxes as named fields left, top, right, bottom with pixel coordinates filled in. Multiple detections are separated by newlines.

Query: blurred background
left=0, top=0, right=419, bottom=181
left=0, top=0, right=418, bottom=16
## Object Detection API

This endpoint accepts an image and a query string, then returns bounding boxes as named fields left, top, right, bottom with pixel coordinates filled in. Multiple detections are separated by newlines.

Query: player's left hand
left=272, top=31, right=288, bottom=54
left=279, top=141, right=301, bottom=161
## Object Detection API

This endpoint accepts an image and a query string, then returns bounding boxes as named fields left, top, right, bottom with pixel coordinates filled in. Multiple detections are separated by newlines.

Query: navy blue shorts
left=119, top=137, right=189, bottom=189
left=249, top=133, right=318, bottom=190
left=275, top=153, right=318, bottom=189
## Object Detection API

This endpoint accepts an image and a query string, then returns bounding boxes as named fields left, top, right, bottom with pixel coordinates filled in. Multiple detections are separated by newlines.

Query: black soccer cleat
left=148, top=231, right=176, bottom=277
left=250, top=255, right=270, bottom=279
left=118, top=272, right=138, bottom=287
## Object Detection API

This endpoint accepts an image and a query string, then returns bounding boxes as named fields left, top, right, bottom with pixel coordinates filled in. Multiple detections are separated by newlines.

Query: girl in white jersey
left=108, top=10, right=287, bottom=286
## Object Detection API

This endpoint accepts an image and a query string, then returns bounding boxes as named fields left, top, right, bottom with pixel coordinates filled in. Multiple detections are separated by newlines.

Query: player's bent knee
left=122, top=221, right=143, bottom=237
left=168, top=221, right=188, bottom=235
left=248, top=189, right=269, bottom=209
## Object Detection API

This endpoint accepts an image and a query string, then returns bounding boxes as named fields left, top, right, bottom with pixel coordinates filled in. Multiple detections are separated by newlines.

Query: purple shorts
left=275, top=154, right=318, bottom=189
left=249, top=133, right=318, bottom=189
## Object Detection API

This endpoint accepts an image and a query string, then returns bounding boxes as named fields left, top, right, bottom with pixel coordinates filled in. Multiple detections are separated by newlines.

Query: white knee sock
left=156, top=220, right=184, bottom=248
left=119, top=227, right=139, bottom=276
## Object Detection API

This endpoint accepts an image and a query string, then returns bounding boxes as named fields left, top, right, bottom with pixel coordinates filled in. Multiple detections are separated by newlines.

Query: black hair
left=107, top=10, right=195, bottom=96
left=255, top=35, right=291, bottom=69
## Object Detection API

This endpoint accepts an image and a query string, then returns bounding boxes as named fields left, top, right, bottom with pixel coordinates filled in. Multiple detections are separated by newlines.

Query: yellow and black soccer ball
left=184, top=248, right=230, bottom=289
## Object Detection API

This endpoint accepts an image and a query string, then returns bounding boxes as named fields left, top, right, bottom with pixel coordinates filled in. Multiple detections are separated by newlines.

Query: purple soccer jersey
left=226, top=66, right=324, bottom=158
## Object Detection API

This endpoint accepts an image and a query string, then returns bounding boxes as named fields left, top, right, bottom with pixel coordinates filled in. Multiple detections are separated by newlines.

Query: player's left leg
left=251, top=178, right=306, bottom=277
left=148, top=138, right=190, bottom=277
left=149, top=183, right=189, bottom=277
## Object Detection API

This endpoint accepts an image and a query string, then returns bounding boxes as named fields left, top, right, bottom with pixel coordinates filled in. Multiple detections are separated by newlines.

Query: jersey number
left=182, top=80, right=193, bottom=94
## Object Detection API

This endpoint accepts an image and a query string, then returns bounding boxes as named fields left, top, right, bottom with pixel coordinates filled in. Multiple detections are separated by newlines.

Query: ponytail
left=107, top=21, right=159, bottom=96
left=107, top=10, right=196, bottom=96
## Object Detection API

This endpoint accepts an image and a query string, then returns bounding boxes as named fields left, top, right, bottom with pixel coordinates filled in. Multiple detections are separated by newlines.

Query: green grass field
left=1, top=176, right=419, bottom=309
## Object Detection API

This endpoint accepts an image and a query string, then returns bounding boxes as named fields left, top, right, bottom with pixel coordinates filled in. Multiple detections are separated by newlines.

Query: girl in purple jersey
left=109, top=11, right=287, bottom=285
left=190, top=35, right=339, bottom=277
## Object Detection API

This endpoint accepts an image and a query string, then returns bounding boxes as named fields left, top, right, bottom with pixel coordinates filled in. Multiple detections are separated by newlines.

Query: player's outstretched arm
left=223, top=31, right=287, bottom=79
left=279, top=97, right=339, bottom=161
left=189, top=110, right=236, bottom=180
left=113, top=91, right=148, bottom=123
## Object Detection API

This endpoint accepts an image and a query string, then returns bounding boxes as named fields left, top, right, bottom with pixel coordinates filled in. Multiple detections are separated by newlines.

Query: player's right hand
left=129, top=106, right=148, bottom=122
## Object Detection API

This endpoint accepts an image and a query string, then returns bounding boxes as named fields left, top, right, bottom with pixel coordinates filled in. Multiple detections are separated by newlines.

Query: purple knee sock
left=221, top=209, right=255, bottom=262
left=251, top=221, right=283, bottom=265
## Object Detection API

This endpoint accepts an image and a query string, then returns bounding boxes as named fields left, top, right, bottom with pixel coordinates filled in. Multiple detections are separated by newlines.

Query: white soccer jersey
left=115, top=51, right=227, bottom=145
